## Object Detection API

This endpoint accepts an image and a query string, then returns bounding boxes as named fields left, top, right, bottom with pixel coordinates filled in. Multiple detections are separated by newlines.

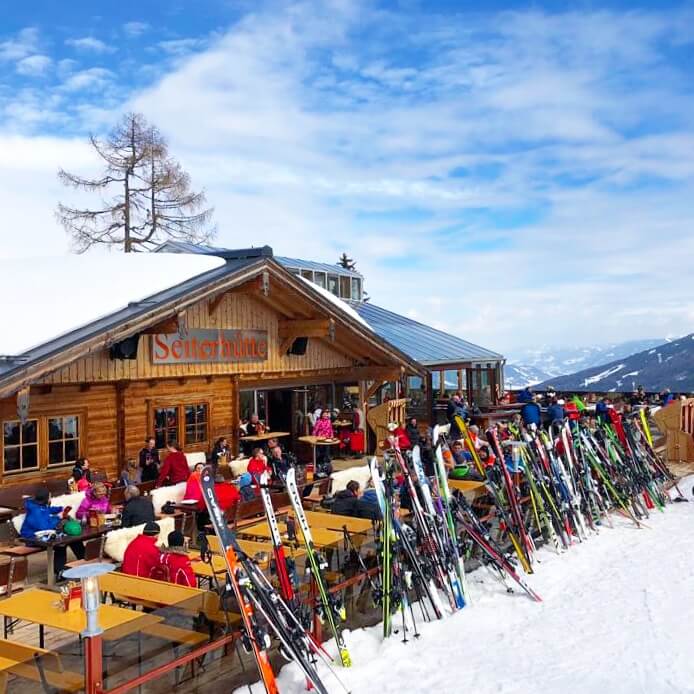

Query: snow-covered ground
left=237, top=479, right=694, bottom=694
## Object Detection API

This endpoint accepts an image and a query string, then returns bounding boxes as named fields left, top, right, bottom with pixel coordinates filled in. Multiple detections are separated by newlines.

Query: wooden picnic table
left=204, top=534, right=305, bottom=561
left=241, top=431, right=291, bottom=443
left=0, top=587, right=156, bottom=648
left=301, top=510, right=373, bottom=534
left=238, top=518, right=345, bottom=549
left=97, top=572, right=230, bottom=623
left=19, top=525, right=112, bottom=587
left=447, top=480, right=486, bottom=494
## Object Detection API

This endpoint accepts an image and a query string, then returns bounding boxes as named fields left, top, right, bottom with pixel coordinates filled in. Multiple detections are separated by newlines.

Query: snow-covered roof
left=0, top=254, right=225, bottom=357
left=297, top=275, right=372, bottom=330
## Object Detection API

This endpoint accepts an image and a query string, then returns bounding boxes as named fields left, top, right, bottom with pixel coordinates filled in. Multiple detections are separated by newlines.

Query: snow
left=582, top=363, right=624, bottom=387
left=0, top=254, right=225, bottom=356
left=235, top=480, right=694, bottom=694
left=297, top=275, right=372, bottom=330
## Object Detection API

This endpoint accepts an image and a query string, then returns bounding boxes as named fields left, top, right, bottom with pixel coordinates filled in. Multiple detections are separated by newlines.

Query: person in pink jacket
left=312, top=411, right=334, bottom=476
left=75, top=482, right=111, bottom=521
left=312, top=410, right=334, bottom=438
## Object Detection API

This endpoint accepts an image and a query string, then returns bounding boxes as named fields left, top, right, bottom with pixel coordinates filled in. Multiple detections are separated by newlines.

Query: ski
left=285, top=468, right=353, bottom=667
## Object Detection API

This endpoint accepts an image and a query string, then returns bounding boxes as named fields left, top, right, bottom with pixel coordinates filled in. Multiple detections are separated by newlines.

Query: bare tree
left=57, top=112, right=214, bottom=252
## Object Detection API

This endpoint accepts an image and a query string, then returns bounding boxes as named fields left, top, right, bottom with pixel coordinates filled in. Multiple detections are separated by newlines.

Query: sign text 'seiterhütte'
left=151, top=328, right=268, bottom=364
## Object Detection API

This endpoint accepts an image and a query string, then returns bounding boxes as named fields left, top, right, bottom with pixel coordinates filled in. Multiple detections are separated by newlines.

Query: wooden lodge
left=0, top=247, right=422, bottom=493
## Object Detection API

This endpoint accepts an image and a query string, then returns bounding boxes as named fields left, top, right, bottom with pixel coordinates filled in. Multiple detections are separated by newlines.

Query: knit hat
left=143, top=521, right=160, bottom=536
left=34, top=487, right=50, bottom=504
left=168, top=530, right=185, bottom=547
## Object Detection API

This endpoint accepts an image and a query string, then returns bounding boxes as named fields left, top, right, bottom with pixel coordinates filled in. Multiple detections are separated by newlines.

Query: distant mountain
left=504, top=338, right=666, bottom=388
left=504, top=364, right=554, bottom=389
left=534, top=335, right=694, bottom=392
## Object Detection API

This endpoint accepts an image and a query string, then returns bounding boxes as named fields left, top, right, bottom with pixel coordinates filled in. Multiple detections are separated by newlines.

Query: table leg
left=46, top=546, right=55, bottom=587
left=39, top=624, right=44, bottom=649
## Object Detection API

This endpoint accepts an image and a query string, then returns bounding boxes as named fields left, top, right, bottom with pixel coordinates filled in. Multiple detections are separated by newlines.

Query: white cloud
left=60, top=67, right=114, bottom=92
left=2, top=3, right=694, bottom=353
left=16, top=54, right=52, bottom=76
left=65, top=36, right=116, bottom=53
left=123, top=21, right=149, bottom=38
left=0, top=27, right=40, bottom=61
left=157, top=38, right=206, bottom=55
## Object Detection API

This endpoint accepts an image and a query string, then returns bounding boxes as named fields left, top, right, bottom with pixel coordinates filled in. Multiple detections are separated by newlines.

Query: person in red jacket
left=214, top=471, right=241, bottom=515
left=247, top=448, right=271, bottom=485
left=157, top=441, right=190, bottom=487
left=121, top=522, right=161, bottom=578
left=384, top=422, right=411, bottom=450
left=157, top=530, right=196, bottom=587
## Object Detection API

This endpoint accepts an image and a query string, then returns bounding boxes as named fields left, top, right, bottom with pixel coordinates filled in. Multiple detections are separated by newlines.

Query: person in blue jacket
left=20, top=487, right=84, bottom=580
left=546, top=398, right=565, bottom=424
left=520, top=398, right=542, bottom=427
left=517, top=387, right=534, bottom=404
left=595, top=397, right=611, bottom=424
left=20, top=488, right=63, bottom=539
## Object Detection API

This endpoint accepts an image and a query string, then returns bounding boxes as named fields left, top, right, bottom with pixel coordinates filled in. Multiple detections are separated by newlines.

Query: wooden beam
left=278, top=319, right=333, bottom=339
left=365, top=380, right=387, bottom=400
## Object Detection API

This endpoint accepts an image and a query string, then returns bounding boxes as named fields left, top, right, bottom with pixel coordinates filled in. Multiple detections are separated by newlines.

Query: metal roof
left=353, top=301, right=504, bottom=366
left=154, top=241, right=362, bottom=278
left=276, top=256, right=362, bottom=279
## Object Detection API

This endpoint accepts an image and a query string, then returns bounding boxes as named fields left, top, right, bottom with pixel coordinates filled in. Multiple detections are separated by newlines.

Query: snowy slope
left=235, top=481, right=694, bottom=694
left=536, top=335, right=694, bottom=391
left=505, top=338, right=666, bottom=387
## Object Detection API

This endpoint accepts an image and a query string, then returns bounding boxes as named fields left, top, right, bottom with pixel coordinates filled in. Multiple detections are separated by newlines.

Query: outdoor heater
left=63, top=562, right=114, bottom=693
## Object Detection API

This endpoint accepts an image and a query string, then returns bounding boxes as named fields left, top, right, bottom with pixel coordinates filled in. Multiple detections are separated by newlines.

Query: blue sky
left=1, top=1, right=694, bottom=352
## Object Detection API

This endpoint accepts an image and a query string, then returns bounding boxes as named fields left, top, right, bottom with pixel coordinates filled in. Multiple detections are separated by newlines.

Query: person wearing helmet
left=238, top=472, right=256, bottom=501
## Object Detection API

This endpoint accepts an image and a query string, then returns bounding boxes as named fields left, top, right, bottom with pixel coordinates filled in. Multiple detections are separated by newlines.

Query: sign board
left=151, top=328, right=268, bottom=364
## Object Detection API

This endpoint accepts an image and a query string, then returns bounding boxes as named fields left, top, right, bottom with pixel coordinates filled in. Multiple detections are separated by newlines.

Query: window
left=339, top=276, right=351, bottom=299
left=48, top=415, right=79, bottom=466
left=351, top=278, right=361, bottom=301
left=185, top=404, right=208, bottom=445
left=3, top=419, right=38, bottom=473
left=327, top=274, right=339, bottom=296
left=301, top=269, right=313, bottom=282
left=314, top=272, right=327, bottom=289
left=154, top=407, right=179, bottom=449
left=153, top=402, right=210, bottom=449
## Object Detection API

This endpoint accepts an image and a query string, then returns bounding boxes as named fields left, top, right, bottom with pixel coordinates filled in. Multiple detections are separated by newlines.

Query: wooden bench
left=0, top=638, right=82, bottom=693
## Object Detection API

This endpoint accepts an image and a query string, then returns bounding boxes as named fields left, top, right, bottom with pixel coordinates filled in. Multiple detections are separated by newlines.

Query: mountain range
left=504, top=339, right=667, bottom=389
left=533, top=335, right=694, bottom=392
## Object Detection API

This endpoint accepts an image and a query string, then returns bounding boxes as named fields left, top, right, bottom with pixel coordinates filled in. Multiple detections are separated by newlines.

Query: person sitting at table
left=331, top=481, right=378, bottom=520
left=20, top=488, right=85, bottom=580
left=247, top=448, right=271, bottom=486
left=121, top=485, right=155, bottom=528
left=211, top=437, right=230, bottom=467
left=119, top=458, right=141, bottom=487
left=269, top=444, right=291, bottom=481
left=76, top=482, right=111, bottom=521
left=71, top=457, right=92, bottom=487
left=157, top=441, right=190, bottom=487
left=122, top=521, right=161, bottom=578
left=214, top=468, right=241, bottom=517
left=157, top=530, right=196, bottom=587
left=245, top=413, right=264, bottom=437
left=139, top=437, right=160, bottom=483
left=184, top=462, right=206, bottom=509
